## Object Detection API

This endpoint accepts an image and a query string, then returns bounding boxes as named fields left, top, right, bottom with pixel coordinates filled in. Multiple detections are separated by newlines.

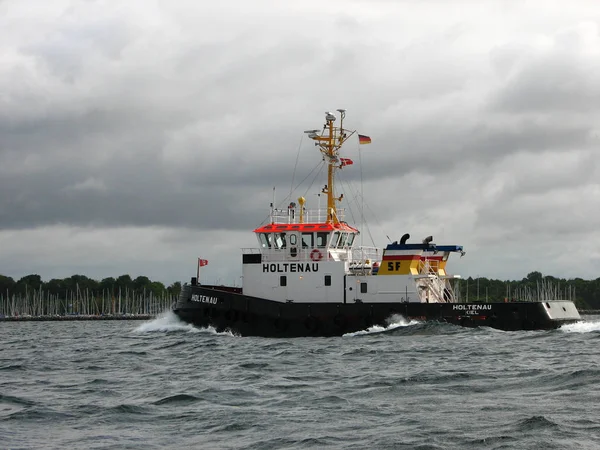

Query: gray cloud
left=491, top=23, right=600, bottom=113
left=1, top=1, right=600, bottom=283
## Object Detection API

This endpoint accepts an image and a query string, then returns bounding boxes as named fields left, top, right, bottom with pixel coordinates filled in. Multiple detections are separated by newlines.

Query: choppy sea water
left=1, top=313, right=600, bottom=449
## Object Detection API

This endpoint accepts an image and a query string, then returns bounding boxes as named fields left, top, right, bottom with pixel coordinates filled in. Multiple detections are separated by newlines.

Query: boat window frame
left=259, top=233, right=270, bottom=248
left=302, top=232, right=314, bottom=248
left=347, top=233, right=356, bottom=247
left=331, top=231, right=341, bottom=248
left=339, top=232, right=348, bottom=248
left=316, top=232, right=329, bottom=248
left=275, top=233, right=286, bottom=249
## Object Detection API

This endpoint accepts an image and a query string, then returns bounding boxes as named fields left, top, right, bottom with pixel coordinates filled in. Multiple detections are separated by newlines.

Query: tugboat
left=173, top=110, right=581, bottom=336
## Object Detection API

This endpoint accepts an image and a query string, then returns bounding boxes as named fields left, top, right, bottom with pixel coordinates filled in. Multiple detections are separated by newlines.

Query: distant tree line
left=0, top=274, right=181, bottom=299
left=0, top=273, right=182, bottom=317
left=455, top=271, right=597, bottom=309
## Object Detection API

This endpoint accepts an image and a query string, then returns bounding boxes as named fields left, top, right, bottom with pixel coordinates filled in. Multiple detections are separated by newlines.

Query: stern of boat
left=540, top=300, right=581, bottom=325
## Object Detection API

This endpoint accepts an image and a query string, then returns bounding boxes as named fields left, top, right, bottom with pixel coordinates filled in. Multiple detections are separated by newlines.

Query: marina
left=0, top=287, right=176, bottom=321
left=0, top=314, right=153, bottom=322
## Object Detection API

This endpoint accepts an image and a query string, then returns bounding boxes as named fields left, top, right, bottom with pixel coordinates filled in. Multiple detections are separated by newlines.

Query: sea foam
left=133, top=310, right=200, bottom=333
left=560, top=320, right=600, bottom=333
left=133, top=310, right=237, bottom=336
left=343, top=314, right=419, bottom=337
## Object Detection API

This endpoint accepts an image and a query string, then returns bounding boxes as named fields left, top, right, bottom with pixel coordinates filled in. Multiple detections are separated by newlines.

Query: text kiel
left=452, top=304, right=492, bottom=315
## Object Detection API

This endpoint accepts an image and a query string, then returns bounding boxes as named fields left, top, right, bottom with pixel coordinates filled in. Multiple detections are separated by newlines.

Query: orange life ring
left=310, top=249, right=323, bottom=261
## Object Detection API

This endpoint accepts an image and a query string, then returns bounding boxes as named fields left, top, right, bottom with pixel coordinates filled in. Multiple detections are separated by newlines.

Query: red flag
left=340, top=158, right=353, bottom=167
left=198, top=258, right=208, bottom=267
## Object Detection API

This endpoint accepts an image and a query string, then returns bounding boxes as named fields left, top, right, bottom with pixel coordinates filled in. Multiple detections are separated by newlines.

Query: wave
left=0, top=394, right=37, bottom=407
left=152, top=394, right=201, bottom=406
left=343, top=314, right=420, bottom=337
left=0, top=364, right=25, bottom=372
left=133, top=310, right=237, bottom=336
left=516, top=415, right=559, bottom=431
left=560, top=320, right=600, bottom=333
left=133, top=311, right=201, bottom=333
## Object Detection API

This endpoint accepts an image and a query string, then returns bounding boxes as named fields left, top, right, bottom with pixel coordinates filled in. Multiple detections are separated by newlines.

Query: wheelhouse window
left=331, top=231, right=341, bottom=248
left=289, top=234, right=297, bottom=245
left=259, top=233, right=272, bottom=248
left=302, top=232, right=314, bottom=248
left=339, top=232, right=348, bottom=248
left=347, top=233, right=356, bottom=247
left=316, top=232, right=329, bottom=248
left=275, top=233, right=286, bottom=249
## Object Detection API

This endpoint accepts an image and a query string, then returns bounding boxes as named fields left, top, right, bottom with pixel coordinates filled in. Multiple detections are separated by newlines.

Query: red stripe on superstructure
left=421, top=256, right=443, bottom=261
left=382, top=255, right=421, bottom=261
left=253, top=223, right=359, bottom=233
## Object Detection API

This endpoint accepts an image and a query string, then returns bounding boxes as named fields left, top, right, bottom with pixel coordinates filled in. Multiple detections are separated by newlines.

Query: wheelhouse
left=253, top=221, right=359, bottom=261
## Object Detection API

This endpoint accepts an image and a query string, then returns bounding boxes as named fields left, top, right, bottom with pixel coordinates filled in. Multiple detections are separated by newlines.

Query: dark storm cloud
left=1, top=0, right=398, bottom=233
left=365, top=119, right=590, bottom=184
left=2, top=1, right=600, bottom=282
left=0, top=141, right=304, bottom=230
left=0, top=19, right=342, bottom=230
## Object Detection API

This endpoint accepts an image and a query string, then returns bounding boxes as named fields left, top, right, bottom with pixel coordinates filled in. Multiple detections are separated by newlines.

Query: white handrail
left=270, top=208, right=346, bottom=224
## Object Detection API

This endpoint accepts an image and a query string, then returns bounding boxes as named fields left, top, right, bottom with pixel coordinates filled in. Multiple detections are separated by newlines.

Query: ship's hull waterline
left=173, top=284, right=581, bottom=337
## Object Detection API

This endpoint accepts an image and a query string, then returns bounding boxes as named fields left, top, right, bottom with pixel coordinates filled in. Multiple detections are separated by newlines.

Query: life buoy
left=310, top=249, right=323, bottom=261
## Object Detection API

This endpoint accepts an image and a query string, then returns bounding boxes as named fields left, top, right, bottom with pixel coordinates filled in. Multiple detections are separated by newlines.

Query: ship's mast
left=307, top=109, right=354, bottom=225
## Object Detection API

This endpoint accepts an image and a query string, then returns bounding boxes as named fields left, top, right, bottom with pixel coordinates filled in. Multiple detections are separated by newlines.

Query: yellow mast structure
left=307, top=110, right=355, bottom=224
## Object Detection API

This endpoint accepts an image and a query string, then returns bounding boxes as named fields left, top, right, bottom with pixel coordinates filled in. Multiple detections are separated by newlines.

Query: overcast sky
left=2, top=0, right=600, bottom=285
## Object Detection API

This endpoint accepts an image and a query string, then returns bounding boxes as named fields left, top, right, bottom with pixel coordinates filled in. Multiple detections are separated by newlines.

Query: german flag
left=358, top=134, right=371, bottom=144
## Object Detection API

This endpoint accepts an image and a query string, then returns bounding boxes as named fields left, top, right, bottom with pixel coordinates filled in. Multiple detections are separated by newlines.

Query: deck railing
left=270, top=208, right=346, bottom=224
left=418, top=259, right=440, bottom=274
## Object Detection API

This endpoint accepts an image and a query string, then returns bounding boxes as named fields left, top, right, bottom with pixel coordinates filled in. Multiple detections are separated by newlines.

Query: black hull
left=173, top=284, right=580, bottom=337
